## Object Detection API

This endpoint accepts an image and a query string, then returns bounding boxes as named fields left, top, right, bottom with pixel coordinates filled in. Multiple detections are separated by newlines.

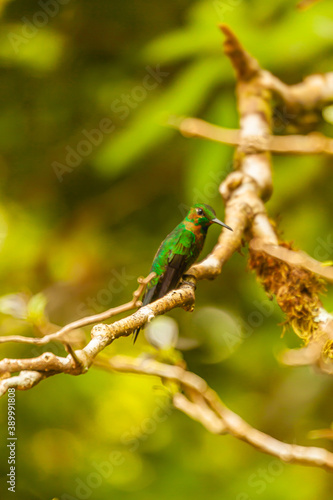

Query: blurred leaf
left=26, top=292, right=47, bottom=323
left=0, top=293, right=27, bottom=319
left=93, top=57, right=226, bottom=174
left=184, top=92, right=236, bottom=204
left=0, top=28, right=65, bottom=71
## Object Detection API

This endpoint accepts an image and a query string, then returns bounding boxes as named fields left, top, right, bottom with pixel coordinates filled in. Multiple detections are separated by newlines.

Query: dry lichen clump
left=248, top=242, right=326, bottom=343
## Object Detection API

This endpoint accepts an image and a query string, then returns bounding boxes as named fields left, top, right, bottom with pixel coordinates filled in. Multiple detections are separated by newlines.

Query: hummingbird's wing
left=148, top=229, right=196, bottom=301
left=133, top=229, right=195, bottom=343
left=157, top=252, right=190, bottom=297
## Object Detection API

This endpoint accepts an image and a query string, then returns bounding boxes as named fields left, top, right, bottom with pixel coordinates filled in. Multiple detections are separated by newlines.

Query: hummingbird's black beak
left=211, top=218, right=233, bottom=231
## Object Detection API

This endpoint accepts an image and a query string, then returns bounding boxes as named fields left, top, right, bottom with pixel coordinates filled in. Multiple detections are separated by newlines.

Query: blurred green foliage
left=0, top=0, right=332, bottom=499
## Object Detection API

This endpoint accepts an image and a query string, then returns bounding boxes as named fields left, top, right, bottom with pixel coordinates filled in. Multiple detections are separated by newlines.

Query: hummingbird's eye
left=196, top=208, right=204, bottom=216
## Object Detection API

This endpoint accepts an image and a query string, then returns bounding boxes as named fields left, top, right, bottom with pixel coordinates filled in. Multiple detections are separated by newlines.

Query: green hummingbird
left=133, top=203, right=232, bottom=342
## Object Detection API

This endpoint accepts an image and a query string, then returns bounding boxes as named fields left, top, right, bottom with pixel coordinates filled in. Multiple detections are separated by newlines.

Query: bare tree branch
left=260, top=71, right=333, bottom=113
left=0, top=282, right=196, bottom=375
left=169, top=116, right=333, bottom=155
left=281, top=338, right=333, bottom=375
left=98, top=355, right=333, bottom=471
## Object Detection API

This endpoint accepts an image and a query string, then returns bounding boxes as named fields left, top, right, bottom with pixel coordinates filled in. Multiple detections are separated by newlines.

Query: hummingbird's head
left=186, top=203, right=233, bottom=231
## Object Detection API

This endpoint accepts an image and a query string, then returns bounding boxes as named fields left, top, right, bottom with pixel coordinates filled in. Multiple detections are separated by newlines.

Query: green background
left=0, top=0, right=332, bottom=498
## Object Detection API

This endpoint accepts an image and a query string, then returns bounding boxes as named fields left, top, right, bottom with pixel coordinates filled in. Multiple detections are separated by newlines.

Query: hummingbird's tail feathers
left=132, top=255, right=188, bottom=343
left=132, top=286, right=154, bottom=343
left=132, top=285, right=153, bottom=343
left=142, top=285, right=157, bottom=306
left=133, top=328, right=140, bottom=344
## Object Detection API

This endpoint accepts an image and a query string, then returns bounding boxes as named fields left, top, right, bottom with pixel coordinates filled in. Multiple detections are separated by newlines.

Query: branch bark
left=169, top=116, right=333, bottom=155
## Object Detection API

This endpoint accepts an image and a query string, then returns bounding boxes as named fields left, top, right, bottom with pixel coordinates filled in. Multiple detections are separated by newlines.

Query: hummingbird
left=133, top=203, right=232, bottom=342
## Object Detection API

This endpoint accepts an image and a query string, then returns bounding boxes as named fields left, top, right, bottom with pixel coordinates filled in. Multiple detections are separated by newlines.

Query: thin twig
left=0, top=282, right=196, bottom=377
left=0, top=272, right=156, bottom=346
left=260, top=70, right=333, bottom=113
